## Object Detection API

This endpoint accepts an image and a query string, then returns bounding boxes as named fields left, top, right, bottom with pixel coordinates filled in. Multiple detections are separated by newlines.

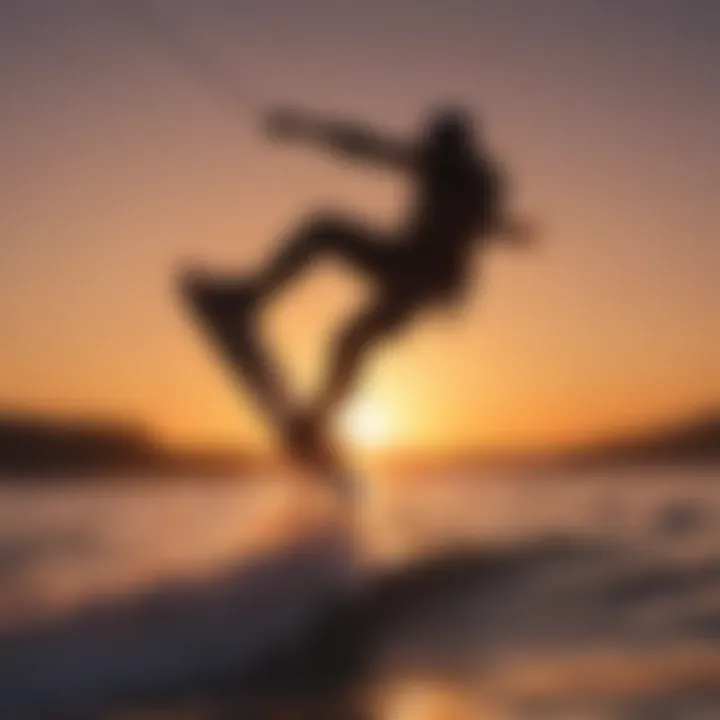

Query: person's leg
left=180, top=213, right=389, bottom=325
left=286, top=297, right=412, bottom=457
left=314, top=298, right=412, bottom=422
left=252, top=213, right=390, bottom=305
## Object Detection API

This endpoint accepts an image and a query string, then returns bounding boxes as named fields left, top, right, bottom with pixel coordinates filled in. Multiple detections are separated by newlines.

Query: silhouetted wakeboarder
left=180, top=106, right=535, bottom=474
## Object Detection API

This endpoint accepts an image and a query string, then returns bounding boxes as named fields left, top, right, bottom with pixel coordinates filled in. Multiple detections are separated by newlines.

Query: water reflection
left=1, top=468, right=720, bottom=718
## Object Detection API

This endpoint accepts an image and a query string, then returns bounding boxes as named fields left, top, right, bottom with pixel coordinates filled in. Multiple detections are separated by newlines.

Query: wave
left=0, top=524, right=361, bottom=719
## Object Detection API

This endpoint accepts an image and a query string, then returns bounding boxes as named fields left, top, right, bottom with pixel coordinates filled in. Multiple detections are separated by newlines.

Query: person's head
left=423, top=106, right=476, bottom=155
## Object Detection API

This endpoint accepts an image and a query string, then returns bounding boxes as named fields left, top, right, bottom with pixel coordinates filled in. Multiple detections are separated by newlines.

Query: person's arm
left=263, top=108, right=414, bottom=170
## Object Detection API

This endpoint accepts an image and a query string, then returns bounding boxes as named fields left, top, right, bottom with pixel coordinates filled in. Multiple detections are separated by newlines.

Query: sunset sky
left=1, top=0, right=718, bottom=453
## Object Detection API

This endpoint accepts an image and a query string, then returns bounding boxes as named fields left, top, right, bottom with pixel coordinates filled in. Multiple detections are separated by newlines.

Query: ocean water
left=1, top=465, right=719, bottom=719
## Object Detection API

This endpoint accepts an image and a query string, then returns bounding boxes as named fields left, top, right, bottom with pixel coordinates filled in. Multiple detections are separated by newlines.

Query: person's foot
left=179, top=267, right=257, bottom=332
left=285, top=408, right=333, bottom=467
left=284, top=410, right=356, bottom=497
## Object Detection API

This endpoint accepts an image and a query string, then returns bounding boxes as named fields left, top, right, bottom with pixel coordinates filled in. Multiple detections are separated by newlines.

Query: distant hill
left=557, top=411, right=720, bottom=469
left=376, top=410, right=720, bottom=475
left=0, top=412, right=256, bottom=480
left=1, top=407, right=718, bottom=481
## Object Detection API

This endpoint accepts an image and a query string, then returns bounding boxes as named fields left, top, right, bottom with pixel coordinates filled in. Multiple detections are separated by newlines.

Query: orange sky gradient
left=0, top=1, right=718, bottom=454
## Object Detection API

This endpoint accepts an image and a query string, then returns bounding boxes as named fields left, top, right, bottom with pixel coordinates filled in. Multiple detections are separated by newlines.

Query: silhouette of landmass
left=377, top=408, right=720, bottom=475
left=0, top=412, right=259, bottom=480
left=555, top=410, right=720, bottom=469
left=0, top=407, right=717, bottom=481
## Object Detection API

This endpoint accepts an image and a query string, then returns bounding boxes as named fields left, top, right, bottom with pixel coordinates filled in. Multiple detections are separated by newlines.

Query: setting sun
left=341, top=400, right=394, bottom=448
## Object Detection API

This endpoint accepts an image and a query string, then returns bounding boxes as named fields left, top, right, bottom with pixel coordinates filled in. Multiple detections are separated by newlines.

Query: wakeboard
left=178, top=272, right=352, bottom=493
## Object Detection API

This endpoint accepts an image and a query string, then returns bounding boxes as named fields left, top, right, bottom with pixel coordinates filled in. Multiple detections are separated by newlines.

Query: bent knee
left=364, top=303, right=412, bottom=339
left=304, top=212, right=358, bottom=240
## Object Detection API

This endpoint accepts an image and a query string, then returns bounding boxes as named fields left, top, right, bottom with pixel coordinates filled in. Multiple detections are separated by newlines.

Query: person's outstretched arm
left=263, top=108, right=414, bottom=170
